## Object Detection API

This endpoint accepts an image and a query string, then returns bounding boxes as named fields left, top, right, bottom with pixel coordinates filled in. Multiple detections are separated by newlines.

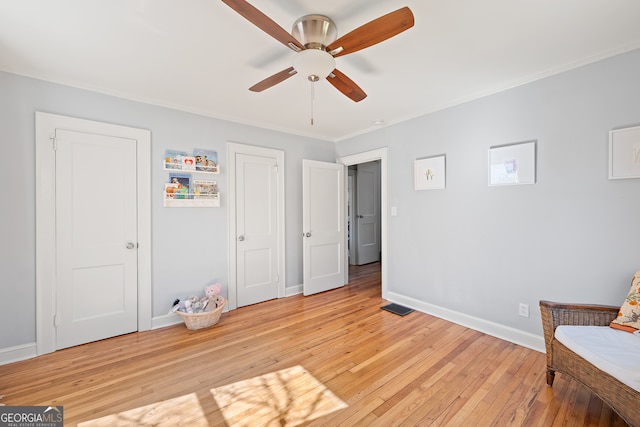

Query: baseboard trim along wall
left=152, top=313, right=193, bottom=330
left=386, top=291, right=546, bottom=353
left=286, top=284, right=303, bottom=297
left=0, top=342, right=37, bottom=366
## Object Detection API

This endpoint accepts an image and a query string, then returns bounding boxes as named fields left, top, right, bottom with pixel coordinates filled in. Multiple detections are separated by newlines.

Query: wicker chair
left=540, top=300, right=639, bottom=427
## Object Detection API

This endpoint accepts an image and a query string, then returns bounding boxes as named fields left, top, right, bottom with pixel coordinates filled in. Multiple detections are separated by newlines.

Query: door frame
left=35, top=112, right=152, bottom=355
left=347, top=170, right=356, bottom=265
left=227, top=142, right=285, bottom=311
left=337, top=148, right=388, bottom=299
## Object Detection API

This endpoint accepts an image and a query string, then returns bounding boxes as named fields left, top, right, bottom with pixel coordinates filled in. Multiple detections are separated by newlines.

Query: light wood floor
left=0, top=263, right=628, bottom=426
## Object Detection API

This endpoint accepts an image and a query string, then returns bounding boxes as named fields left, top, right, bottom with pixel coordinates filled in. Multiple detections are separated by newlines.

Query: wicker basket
left=177, top=298, right=226, bottom=330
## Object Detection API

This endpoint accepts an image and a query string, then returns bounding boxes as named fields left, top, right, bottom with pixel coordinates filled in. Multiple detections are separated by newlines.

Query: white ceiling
left=2, top=1, right=640, bottom=142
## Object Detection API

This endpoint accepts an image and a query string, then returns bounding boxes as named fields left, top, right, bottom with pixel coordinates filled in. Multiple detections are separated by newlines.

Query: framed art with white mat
left=488, top=140, right=536, bottom=186
left=414, top=155, right=445, bottom=190
left=609, top=125, right=640, bottom=179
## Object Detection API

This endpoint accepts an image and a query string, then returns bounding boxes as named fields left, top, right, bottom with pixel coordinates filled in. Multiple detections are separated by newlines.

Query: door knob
left=357, top=215, right=364, bottom=218
left=126, top=242, right=136, bottom=249
left=238, top=235, right=245, bottom=241
left=305, top=232, right=312, bottom=237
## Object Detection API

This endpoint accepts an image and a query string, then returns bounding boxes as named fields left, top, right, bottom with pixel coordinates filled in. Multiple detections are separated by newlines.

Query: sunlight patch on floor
left=211, top=365, right=348, bottom=426
left=77, top=365, right=346, bottom=427
left=78, top=393, right=208, bottom=427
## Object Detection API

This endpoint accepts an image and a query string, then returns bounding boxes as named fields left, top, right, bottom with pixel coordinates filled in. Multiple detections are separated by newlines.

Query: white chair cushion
left=555, top=325, right=640, bottom=392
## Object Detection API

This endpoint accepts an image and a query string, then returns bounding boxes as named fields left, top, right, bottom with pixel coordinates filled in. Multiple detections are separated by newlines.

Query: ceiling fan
left=221, top=0, right=415, bottom=103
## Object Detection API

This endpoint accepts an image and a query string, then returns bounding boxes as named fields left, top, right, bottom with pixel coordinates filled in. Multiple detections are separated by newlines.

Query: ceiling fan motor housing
left=292, top=14, right=337, bottom=50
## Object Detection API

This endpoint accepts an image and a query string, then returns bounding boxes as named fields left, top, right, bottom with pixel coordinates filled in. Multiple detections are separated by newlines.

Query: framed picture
left=488, top=141, right=536, bottom=186
left=609, top=125, right=640, bottom=179
left=414, top=155, right=446, bottom=190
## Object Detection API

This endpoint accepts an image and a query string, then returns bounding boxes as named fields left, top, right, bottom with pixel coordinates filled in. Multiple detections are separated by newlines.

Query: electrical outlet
left=519, top=303, right=530, bottom=318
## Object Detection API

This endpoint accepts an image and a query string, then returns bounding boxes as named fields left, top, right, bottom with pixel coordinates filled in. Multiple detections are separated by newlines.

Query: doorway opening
left=348, top=161, right=381, bottom=266
left=337, top=148, right=388, bottom=299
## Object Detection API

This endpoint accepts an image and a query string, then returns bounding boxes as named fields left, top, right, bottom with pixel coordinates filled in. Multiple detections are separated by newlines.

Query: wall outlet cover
left=519, top=303, right=530, bottom=318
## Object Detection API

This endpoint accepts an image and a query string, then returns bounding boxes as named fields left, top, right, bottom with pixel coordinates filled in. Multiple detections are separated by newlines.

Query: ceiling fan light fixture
left=293, top=49, right=336, bottom=82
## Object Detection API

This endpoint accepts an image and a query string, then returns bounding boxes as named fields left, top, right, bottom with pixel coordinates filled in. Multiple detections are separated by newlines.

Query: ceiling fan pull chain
left=310, top=81, right=315, bottom=126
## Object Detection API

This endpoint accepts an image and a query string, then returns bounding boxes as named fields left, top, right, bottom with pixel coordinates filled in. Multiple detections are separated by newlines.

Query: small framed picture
left=609, top=125, right=640, bottom=179
left=414, top=155, right=446, bottom=190
left=488, top=141, right=536, bottom=186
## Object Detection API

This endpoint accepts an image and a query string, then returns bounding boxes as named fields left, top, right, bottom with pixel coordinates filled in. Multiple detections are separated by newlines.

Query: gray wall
left=2, top=48, right=639, bottom=353
left=0, top=72, right=334, bottom=349
left=337, top=49, right=640, bottom=335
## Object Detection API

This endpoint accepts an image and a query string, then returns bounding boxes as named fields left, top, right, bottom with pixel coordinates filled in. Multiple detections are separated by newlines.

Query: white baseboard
left=386, top=292, right=545, bottom=353
left=152, top=313, right=186, bottom=329
left=0, top=342, right=37, bottom=365
left=285, top=284, right=303, bottom=297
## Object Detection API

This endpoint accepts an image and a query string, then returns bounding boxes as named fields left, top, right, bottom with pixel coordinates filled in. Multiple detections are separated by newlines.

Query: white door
left=355, top=161, right=380, bottom=265
left=54, top=129, right=138, bottom=350
left=235, top=153, right=279, bottom=306
left=303, top=160, right=346, bottom=296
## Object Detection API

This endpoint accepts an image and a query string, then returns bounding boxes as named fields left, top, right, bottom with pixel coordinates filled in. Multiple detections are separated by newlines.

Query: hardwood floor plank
left=398, top=337, right=512, bottom=426
left=422, top=337, right=517, bottom=425
left=0, top=262, right=628, bottom=426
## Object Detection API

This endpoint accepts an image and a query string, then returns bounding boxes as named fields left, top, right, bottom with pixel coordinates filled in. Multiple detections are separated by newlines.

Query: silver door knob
left=126, top=242, right=136, bottom=249
left=305, top=232, right=311, bottom=237
left=238, top=235, right=245, bottom=241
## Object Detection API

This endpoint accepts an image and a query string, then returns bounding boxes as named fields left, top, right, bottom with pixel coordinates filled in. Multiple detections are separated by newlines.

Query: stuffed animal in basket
left=169, top=295, right=210, bottom=314
left=205, top=283, right=221, bottom=297
left=168, top=283, right=225, bottom=315
left=207, top=295, right=225, bottom=311
left=204, top=283, right=225, bottom=311
left=185, top=295, right=210, bottom=313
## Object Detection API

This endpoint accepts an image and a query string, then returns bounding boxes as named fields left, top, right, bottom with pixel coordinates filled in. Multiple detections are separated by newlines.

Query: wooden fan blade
left=249, top=67, right=297, bottom=92
left=221, top=0, right=304, bottom=51
left=326, top=7, right=414, bottom=58
left=326, top=69, right=367, bottom=102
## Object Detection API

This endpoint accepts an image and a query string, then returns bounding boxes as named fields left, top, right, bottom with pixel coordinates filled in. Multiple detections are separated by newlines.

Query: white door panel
left=55, top=129, right=138, bottom=350
left=303, top=160, right=346, bottom=296
left=356, top=161, right=380, bottom=265
left=236, top=153, right=278, bottom=306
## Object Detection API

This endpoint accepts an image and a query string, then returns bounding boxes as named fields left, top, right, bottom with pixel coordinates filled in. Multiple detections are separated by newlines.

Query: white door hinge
left=52, top=138, right=57, bottom=151
left=53, top=314, right=60, bottom=328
